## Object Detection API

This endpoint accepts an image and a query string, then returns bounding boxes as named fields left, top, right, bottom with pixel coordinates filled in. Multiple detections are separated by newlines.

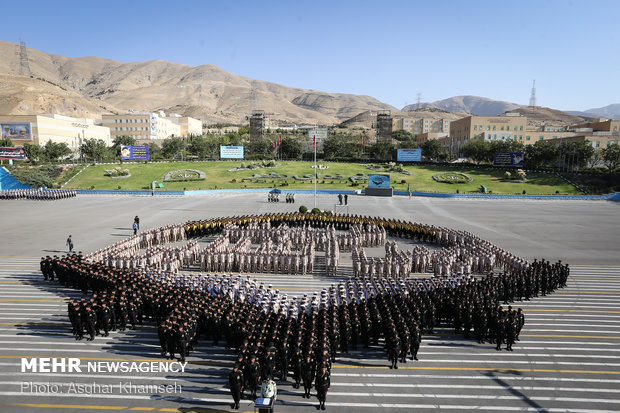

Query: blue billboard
left=368, top=174, right=390, bottom=188
left=220, top=145, right=244, bottom=159
left=120, top=145, right=150, bottom=160
left=493, top=152, right=524, bottom=167
left=397, top=148, right=422, bottom=162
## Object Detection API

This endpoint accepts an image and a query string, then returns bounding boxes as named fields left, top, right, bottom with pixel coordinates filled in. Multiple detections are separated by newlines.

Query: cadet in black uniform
left=229, top=364, right=244, bottom=410
left=315, top=365, right=330, bottom=410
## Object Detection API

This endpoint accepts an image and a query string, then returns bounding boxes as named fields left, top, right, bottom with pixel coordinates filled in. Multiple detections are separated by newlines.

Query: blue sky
left=1, top=0, right=619, bottom=111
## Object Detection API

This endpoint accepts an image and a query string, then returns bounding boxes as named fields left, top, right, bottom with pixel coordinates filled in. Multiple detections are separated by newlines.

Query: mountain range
left=406, top=95, right=620, bottom=120
left=0, top=41, right=618, bottom=126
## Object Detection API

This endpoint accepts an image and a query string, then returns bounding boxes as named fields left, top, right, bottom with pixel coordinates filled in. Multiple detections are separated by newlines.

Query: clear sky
left=1, top=0, right=619, bottom=111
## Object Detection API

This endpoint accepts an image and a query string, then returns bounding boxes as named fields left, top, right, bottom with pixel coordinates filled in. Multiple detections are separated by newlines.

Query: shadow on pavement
left=483, top=370, right=549, bottom=413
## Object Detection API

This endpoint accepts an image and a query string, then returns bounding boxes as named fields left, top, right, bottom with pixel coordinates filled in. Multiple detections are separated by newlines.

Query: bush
left=299, top=205, right=308, bottom=213
left=522, top=190, right=526, bottom=194
left=504, top=171, right=512, bottom=180
left=311, top=207, right=321, bottom=214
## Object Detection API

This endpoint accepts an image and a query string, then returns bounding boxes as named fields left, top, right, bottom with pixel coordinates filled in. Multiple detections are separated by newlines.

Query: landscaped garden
left=61, top=161, right=581, bottom=195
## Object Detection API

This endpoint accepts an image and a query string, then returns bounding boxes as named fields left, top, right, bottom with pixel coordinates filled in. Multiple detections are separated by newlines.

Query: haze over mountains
left=0, top=41, right=618, bottom=125
left=404, top=95, right=620, bottom=120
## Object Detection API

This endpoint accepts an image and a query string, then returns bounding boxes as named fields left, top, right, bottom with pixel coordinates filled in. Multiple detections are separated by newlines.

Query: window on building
left=500, top=126, right=504, bottom=131
left=526, top=136, right=530, bottom=141
left=487, top=126, right=490, bottom=130
left=539, top=136, right=543, bottom=140
left=595, top=141, right=600, bottom=148
left=520, top=126, right=523, bottom=131
left=493, top=125, right=496, bottom=130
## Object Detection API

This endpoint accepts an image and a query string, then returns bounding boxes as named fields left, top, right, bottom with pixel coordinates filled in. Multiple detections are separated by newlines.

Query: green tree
left=0, top=136, right=13, bottom=147
left=44, top=141, right=72, bottom=162
left=188, top=136, right=216, bottom=160
left=559, top=141, right=595, bottom=170
left=460, top=139, right=493, bottom=164
left=420, top=139, right=443, bottom=161
left=161, top=137, right=184, bottom=159
left=370, top=141, right=395, bottom=160
left=602, top=144, right=620, bottom=172
left=23, top=143, right=45, bottom=164
left=147, top=142, right=163, bottom=160
left=524, top=140, right=560, bottom=169
left=279, top=137, right=303, bottom=159
left=490, top=140, right=525, bottom=153
left=80, top=139, right=110, bottom=162
left=392, top=130, right=413, bottom=141
left=247, top=139, right=273, bottom=157
left=111, top=135, right=136, bottom=157
left=398, top=139, right=418, bottom=150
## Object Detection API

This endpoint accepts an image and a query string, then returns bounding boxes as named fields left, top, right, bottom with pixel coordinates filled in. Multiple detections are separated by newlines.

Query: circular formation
left=432, top=172, right=473, bottom=184
left=40, top=212, right=568, bottom=411
left=163, top=169, right=206, bottom=182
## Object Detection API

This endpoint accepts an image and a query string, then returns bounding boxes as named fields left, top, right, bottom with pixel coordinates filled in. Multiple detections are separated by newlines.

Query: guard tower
left=376, top=110, right=392, bottom=142
left=250, top=110, right=265, bottom=141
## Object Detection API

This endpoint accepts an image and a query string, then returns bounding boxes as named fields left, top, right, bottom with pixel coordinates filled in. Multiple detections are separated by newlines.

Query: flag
left=279, top=135, right=283, bottom=144
left=360, top=135, right=363, bottom=144
left=313, top=135, right=316, bottom=149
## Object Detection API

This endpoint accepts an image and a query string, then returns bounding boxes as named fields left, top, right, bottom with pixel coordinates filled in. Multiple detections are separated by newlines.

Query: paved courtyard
left=0, top=193, right=619, bottom=412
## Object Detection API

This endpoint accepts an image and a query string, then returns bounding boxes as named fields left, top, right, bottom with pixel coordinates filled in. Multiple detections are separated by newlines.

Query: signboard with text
left=120, top=145, right=150, bottom=160
left=220, top=146, right=244, bottom=159
left=368, top=174, right=390, bottom=188
left=493, top=152, right=524, bottom=167
left=0, top=147, right=28, bottom=160
left=397, top=148, right=422, bottom=162
left=1, top=123, right=32, bottom=140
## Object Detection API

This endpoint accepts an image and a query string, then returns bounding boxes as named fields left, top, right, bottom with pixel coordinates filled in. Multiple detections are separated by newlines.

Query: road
left=0, top=193, right=619, bottom=412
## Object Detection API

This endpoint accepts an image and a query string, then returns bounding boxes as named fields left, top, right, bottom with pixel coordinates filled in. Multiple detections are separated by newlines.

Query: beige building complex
left=101, top=111, right=201, bottom=141
left=393, top=117, right=451, bottom=136
left=0, top=114, right=111, bottom=150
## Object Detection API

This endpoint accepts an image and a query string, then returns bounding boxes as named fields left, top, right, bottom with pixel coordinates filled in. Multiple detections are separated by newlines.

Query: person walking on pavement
left=229, top=364, right=244, bottom=410
left=338, top=194, right=343, bottom=205
left=66, top=235, right=73, bottom=253
left=133, top=221, right=138, bottom=235
left=134, top=216, right=140, bottom=230
left=344, top=194, right=348, bottom=205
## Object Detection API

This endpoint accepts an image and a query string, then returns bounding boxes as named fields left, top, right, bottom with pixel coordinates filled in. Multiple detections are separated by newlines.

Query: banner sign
left=220, top=145, right=244, bottom=159
left=121, top=145, right=150, bottom=160
left=0, top=147, right=28, bottom=160
left=1, top=123, right=32, bottom=140
left=493, top=152, right=524, bottom=167
left=368, top=174, right=390, bottom=188
left=397, top=148, right=422, bottom=162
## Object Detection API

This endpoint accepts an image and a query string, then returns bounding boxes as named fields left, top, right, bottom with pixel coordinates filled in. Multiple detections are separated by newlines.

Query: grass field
left=64, top=161, right=580, bottom=195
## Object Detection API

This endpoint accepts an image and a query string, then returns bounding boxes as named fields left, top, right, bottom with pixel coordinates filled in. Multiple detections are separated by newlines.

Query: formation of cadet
left=0, top=188, right=77, bottom=200
left=267, top=193, right=280, bottom=202
left=39, top=211, right=570, bottom=411
left=285, top=193, right=296, bottom=203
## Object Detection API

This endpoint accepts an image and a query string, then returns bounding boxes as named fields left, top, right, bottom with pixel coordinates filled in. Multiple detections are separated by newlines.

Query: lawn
left=64, top=160, right=580, bottom=195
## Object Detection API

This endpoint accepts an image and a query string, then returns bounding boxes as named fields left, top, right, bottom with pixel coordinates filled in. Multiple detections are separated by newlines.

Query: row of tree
left=3, top=131, right=619, bottom=172
left=459, top=139, right=620, bottom=171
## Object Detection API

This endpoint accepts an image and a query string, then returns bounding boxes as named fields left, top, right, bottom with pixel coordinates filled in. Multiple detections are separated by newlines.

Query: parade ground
left=1, top=193, right=620, bottom=412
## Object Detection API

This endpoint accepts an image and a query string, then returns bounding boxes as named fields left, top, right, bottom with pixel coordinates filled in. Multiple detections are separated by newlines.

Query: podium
left=254, top=397, right=274, bottom=413
left=364, top=187, right=393, bottom=197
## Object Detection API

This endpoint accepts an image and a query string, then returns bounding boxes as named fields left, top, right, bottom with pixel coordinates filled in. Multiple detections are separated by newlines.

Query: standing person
left=315, top=365, right=330, bottom=410
left=338, top=194, right=343, bottom=205
left=229, top=364, right=244, bottom=410
left=134, top=216, right=140, bottom=230
left=344, top=194, right=348, bottom=205
left=66, top=235, right=73, bottom=253
left=133, top=221, right=138, bottom=235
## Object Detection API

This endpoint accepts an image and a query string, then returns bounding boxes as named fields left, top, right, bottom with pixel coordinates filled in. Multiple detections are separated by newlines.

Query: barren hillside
left=0, top=41, right=396, bottom=124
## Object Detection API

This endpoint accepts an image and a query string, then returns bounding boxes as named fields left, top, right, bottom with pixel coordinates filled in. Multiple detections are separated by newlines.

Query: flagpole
left=313, top=135, right=317, bottom=209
